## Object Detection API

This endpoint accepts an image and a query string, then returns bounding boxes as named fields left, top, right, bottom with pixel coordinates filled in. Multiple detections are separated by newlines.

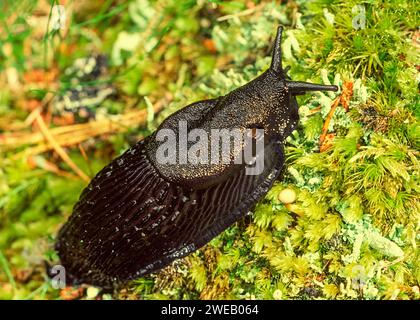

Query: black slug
left=55, top=26, right=338, bottom=288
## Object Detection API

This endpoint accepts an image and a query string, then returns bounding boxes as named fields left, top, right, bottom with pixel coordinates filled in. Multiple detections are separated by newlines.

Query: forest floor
left=0, top=0, right=418, bottom=300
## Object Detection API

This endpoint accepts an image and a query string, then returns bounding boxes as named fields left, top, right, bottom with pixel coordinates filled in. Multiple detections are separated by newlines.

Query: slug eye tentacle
left=270, top=26, right=284, bottom=74
left=286, top=81, right=338, bottom=96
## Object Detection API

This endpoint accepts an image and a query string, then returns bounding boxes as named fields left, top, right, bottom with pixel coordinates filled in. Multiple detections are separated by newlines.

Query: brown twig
left=27, top=156, right=79, bottom=180
left=217, top=3, right=264, bottom=21
left=1, top=102, right=163, bottom=157
left=319, top=81, right=354, bottom=151
left=308, top=106, right=322, bottom=115
left=78, top=143, right=93, bottom=177
left=34, top=113, right=90, bottom=182
left=319, top=96, right=340, bottom=148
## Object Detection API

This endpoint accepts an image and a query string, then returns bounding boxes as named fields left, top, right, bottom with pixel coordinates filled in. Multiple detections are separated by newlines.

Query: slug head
left=264, top=26, right=338, bottom=138
left=210, top=26, right=338, bottom=140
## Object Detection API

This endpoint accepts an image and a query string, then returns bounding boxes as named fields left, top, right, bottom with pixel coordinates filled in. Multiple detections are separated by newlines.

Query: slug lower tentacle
left=55, top=26, right=338, bottom=288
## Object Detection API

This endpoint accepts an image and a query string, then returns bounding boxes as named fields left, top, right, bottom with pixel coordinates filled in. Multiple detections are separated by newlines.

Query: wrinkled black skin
left=54, top=26, right=337, bottom=289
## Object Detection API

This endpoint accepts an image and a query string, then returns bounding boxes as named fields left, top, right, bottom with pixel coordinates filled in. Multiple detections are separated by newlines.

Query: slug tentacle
left=270, top=26, right=284, bottom=75
left=287, top=81, right=338, bottom=95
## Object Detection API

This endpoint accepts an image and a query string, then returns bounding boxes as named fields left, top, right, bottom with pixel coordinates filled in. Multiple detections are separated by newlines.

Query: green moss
left=0, top=0, right=418, bottom=300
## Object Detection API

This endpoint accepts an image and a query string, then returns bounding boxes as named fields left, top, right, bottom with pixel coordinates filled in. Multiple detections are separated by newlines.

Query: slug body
left=55, top=27, right=337, bottom=288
